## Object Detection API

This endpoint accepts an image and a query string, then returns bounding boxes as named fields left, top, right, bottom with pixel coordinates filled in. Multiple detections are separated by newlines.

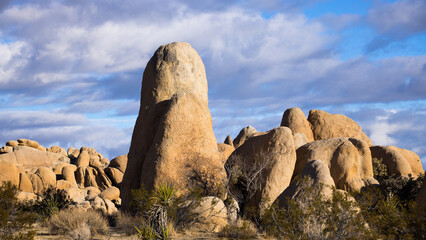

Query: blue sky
left=0, top=0, right=425, bottom=168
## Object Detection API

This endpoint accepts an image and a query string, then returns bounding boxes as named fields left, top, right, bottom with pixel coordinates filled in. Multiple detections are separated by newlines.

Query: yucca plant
left=148, top=184, right=176, bottom=239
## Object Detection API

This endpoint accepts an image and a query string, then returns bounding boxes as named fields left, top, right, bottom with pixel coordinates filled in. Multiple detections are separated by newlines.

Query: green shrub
left=29, top=187, right=71, bottom=221
left=0, top=181, right=36, bottom=240
left=261, top=177, right=372, bottom=240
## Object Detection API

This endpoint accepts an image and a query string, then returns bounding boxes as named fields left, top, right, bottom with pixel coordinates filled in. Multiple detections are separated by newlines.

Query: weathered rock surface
left=16, top=192, right=38, bottom=202
left=233, top=125, right=259, bottom=149
left=62, top=165, right=77, bottom=185
left=308, top=110, right=373, bottom=145
left=217, top=143, right=234, bottom=164
left=0, top=146, right=70, bottom=169
left=0, top=162, right=19, bottom=186
left=225, top=127, right=296, bottom=215
left=62, top=187, right=86, bottom=204
left=224, top=135, right=234, bottom=147
left=19, top=173, right=33, bottom=192
left=104, top=167, right=124, bottom=187
left=295, top=138, right=377, bottom=191
left=6, top=140, right=19, bottom=147
left=100, top=186, right=120, bottom=201
left=281, top=107, right=314, bottom=142
left=121, top=42, right=226, bottom=209
left=370, top=146, right=424, bottom=177
left=18, top=139, right=39, bottom=148
left=0, top=146, right=13, bottom=154
left=191, top=196, right=228, bottom=232
left=277, top=160, right=335, bottom=207
left=293, top=132, right=309, bottom=149
left=109, top=155, right=127, bottom=173
left=56, top=179, right=76, bottom=190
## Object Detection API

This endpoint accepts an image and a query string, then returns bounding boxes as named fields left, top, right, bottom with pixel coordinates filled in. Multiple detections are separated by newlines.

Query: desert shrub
left=218, top=221, right=258, bottom=239
left=225, top=152, right=276, bottom=216
left=47, top=207, right=108, bottom=239
left=261, top=177, right=371, bottom=240
left=372, top=157, right=388, bottom=182
left=356, top=182, right=426, bottom=240
left=29, top=187, right=71, bottom=221
left=0, top=181, right=36, bottom=240
left=114, top=212, right=146, bottom=236
left=379, top=173, right=424, bottom=206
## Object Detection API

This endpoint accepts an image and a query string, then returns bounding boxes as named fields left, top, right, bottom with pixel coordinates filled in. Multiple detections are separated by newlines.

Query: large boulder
left=308, top=110, right=373, bottom=146
left=281, top=107, right=314, bottom=142
left=276, top=160, right=335, bottom=207
left=19, top=173, right=33, bottom=192
left=370, top=146, right=424, bottom=177
left=225, top=127, right=296, bottom=215
left=224, top=135, right=234, bottom=147
left=109, top=155, right=127, bottom=173
left=0, top=146, right=70, bottom=169
left=0, top=162, right=19, bottom=186
left=190, top=196, right=228, bottom=232
left=233, top=126, right=259, bottom=149
left=104, top=167, right=124, bottom=187
left=100, top=186, right=120, bottom=201
left=295, top=138, right=377, bottom=191
left=121, top=42, right=226, bottom=209
left=35, top=167, right=57, bottom=190
left=17, top=139, right=39, bottom=149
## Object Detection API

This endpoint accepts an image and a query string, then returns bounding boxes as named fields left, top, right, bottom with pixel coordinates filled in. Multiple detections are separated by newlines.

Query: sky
left=0, top=0, right=425, bottom=167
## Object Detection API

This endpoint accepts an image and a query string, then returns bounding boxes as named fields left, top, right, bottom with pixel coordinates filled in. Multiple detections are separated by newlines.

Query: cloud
left=368, top=0, right=426, bottom=36
left=366, top=0, right=426, bottom=52
left=0, top=0, right=425, bottom=167
left=0, top=110, right=131, bottom=159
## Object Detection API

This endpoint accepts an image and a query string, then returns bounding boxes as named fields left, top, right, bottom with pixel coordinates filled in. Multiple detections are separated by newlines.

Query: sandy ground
left=34, top=226, right=223, bottom=239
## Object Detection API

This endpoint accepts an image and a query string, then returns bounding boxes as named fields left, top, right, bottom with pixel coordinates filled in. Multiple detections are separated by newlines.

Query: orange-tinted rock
left=308, top=110, right=373, bottom=145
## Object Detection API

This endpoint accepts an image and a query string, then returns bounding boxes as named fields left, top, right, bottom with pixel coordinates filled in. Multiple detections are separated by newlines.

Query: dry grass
left=47, top=207, right=109, bottom=239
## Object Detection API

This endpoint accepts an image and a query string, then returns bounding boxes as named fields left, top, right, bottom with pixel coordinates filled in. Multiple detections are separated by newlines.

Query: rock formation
left=121, top=42, right=226, bottom=209
left=0, top=138, right=123, bottom=215
left=225, top=127, right=296, bottom=215
left=233, top=125, right=259, bottom=149
left=281, top=107, right=314, bottom=142
left=308, top=110, right=373, bottom=145
left=276, top=159, right=335, bottom=207
left=370, top=145, right=424, bottom=177
left=295, top=137, right=377, bottom=191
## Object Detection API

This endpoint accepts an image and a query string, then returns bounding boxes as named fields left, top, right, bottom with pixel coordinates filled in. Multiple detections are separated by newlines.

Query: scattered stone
left=104, top=199, right=118, bottom=215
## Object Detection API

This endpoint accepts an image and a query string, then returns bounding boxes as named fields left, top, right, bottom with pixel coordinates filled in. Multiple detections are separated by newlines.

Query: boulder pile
left=1, top=42, right=424, bottom=226
left=0, top=139, right=128, bottom=215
